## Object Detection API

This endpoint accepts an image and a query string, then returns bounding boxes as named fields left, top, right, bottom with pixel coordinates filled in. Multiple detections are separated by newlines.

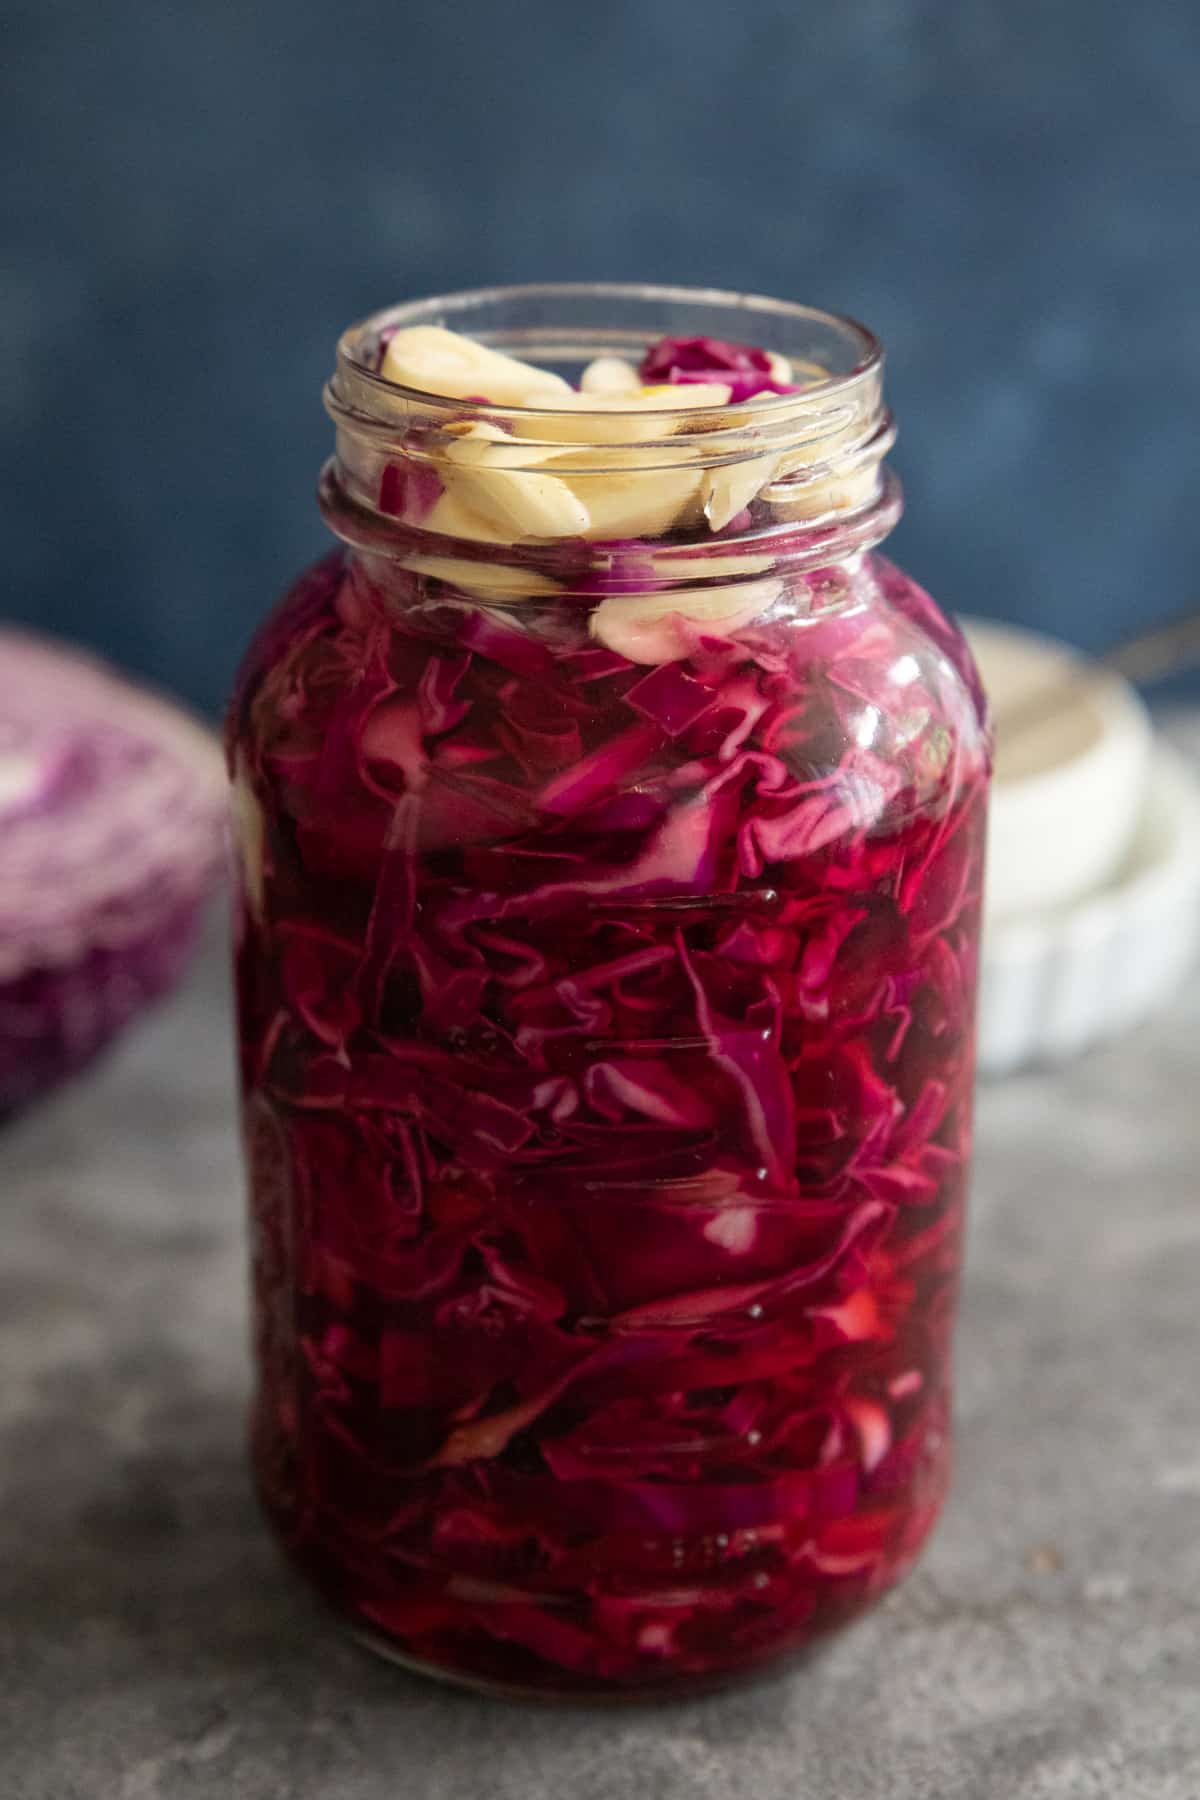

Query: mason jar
left=227, top=284, right=990, bottom=1698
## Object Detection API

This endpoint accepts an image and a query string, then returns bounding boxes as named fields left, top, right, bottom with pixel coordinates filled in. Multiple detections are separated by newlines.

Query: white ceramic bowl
left=977, top=741, right=1200, bottom=1075
left=963, top=618, right=1153, bottom=924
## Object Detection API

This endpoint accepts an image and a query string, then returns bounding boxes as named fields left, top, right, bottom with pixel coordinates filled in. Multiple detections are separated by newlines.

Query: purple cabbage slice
left=0, top=632, right=226, bottom=1114
left=639, top=333, right=804, bottom=401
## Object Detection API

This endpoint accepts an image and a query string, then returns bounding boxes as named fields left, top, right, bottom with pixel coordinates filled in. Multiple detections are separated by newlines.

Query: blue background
left=5, top=0, right=1199, bottom=715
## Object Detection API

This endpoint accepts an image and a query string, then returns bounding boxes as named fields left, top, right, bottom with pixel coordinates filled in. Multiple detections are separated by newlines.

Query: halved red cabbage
left=232, top=548, right=988, bottom=1694
left=0, top=633, right=226, bottom=1115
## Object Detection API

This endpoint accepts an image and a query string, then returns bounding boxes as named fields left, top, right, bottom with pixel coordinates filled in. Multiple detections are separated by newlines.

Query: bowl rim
left=982, top=739, right=1200, bottom=960
left=963, top=615, right=1152, bottom=802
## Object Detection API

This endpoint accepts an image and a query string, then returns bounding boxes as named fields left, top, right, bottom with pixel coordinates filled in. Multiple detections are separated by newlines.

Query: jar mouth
left=337, top=282, right=883, bottom=427
left=323, top=283, right=898, bottom=568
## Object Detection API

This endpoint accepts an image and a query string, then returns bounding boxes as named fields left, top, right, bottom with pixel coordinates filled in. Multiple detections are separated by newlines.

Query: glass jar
left=228, top=284, right=990, bottom=1698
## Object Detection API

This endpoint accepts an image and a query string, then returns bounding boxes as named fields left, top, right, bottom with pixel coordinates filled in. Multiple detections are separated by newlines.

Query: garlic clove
left=772, top=353, right=830, bottom=387
left=589, top=577, right=782, bottom=662
left=579, top=356, right=642, bottom=394
left=420, top=490, right=513, bottom=544
left=442, top=420, right=562, bottom=467
left=380, top=326, right=571, bottom=405
left=438, top=422, right=591, bottom=540
left=703, top=453, right=780, bottom=532
left=403, top=554, right=563, bottom=599
left=768, top=464, right=878, bottom=522
left=513, top=383, right=732, bottom=446
left=766, top=410, right=879, bottom=521
left=542, top=445, right=703, bottom=540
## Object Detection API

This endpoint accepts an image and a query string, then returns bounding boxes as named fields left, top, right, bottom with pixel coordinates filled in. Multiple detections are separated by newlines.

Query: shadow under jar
left=227, top=284, right=991, bottom=1699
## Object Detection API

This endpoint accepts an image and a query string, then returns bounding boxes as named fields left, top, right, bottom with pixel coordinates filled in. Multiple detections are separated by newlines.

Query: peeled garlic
left=435, top=419, right=707, bottom=542
left=579, top=356, right=641, bottom=394
left=703, top=453, right=780, bottom=532
left=403, top=554, right=563, bottom=600
left=541, top=444, right=703, bottom=540
left=421, top=487, right=514, bottom=545
left=380, top=326, right=571, bottom=405
left=512, top=383, right=732, bottom=446
left=785, top=356, right=831, bottom=385
left=375, top=325, right=866, bottom=545
left=438, top=422, right=590, bottom=540
left=768, top=461, right=878, bottom=522
left=589, top=577, right=782, bottom=663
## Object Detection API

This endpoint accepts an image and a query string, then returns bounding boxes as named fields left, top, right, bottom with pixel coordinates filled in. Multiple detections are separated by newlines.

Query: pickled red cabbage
left=638, top=333, right=799, bottom=401
left=231, top=549, right=988, bottom=1694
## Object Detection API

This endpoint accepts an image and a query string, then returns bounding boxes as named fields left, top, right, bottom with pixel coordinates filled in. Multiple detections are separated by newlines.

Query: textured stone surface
left=3, top=734, right=1199, bottom=1798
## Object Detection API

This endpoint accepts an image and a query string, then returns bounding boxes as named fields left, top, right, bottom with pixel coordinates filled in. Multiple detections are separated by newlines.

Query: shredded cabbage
left=638, top=333, right=802, bottom=401
left=231, top=535, right=987, bottom=1693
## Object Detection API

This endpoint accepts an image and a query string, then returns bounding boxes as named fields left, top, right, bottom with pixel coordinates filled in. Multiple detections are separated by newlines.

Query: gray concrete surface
left=3, top=732, right=1199, bottom=1798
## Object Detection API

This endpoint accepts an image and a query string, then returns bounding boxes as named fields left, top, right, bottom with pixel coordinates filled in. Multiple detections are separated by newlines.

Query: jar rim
left=322, top=284, right=899, bottom=570
left=335, top=282, right=883, bottom=426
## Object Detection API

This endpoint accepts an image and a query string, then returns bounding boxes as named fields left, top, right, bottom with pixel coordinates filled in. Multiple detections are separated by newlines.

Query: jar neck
left=319, top=285, right=902, bottom=598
